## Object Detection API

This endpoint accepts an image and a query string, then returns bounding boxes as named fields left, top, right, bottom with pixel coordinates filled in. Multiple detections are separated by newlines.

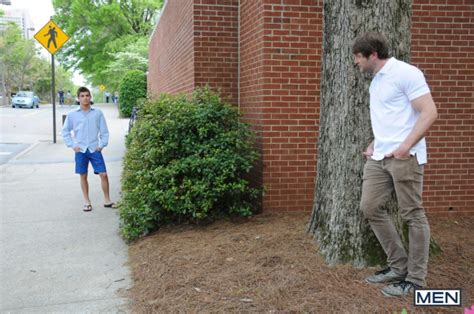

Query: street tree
left=308, top=1, right=439, bottom=266
left=0, top=23, right=31, bottom=106
left=28, top=56, right=75, bottom=102
left=0, top=22, right=75, bottom=104
left=14, top=38, right=37, bottom=90
left=30, top=57, right=52, bottom=99
left=103, top=37, right=148, bottom=92
left=52, top=0, right=163, bottom=87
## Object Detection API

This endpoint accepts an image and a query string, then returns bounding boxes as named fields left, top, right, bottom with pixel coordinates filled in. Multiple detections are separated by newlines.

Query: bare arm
left=385, top=93, right=438, bottom=158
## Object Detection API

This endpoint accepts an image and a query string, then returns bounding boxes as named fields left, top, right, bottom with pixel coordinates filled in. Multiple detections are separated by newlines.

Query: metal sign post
left=51, top=54, right=56, bottom=143
left=99, top=85, right=106, bottom=103
left=34, top=19, right=70, bottom=143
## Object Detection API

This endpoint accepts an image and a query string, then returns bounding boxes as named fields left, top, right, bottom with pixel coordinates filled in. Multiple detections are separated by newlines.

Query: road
left=0, top=104, right=70, bottom=164
left=0, top=104, right=63, bottom=138
left=0, top=103, right=132, bottom=312
left=0, top=104, right=126, bottom=164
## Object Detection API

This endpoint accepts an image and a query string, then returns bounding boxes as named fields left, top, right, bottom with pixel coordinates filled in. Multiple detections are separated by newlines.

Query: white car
left=12, top=91, right=40, bottom=109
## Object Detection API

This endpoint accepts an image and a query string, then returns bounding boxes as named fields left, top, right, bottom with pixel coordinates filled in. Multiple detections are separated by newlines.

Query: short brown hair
left=352, top=32, right=389, bottom=59
left=77, top=86, right=91, bottom=97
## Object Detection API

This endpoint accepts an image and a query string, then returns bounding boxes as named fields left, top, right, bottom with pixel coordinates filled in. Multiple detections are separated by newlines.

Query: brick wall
left=411, top=0, right=474, bottom=216
left=237, top=0, right=322, bottom=212
left=148, top=0, right=194, bottom=96
left=149, top=0, right=239, bottom=101
left=194, top=0, right=239, bottom=104
left=148, top=0, right=474, bottom=216
left=258, top=0, right=322, bottom=211
left=239, top=0, right=265, bottom=206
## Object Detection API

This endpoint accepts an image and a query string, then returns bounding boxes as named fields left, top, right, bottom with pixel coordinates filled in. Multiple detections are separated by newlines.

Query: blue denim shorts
left=75, top=150, right=107, bottom=174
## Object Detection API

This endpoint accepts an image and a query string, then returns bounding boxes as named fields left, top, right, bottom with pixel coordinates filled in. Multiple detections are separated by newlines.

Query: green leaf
left=52, top=0, right=163, bottom=87
left=120, top=88, right=262, bottom=241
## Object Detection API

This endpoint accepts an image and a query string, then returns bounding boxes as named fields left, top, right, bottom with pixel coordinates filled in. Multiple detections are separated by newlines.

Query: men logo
left=415, top=289, right=461, bottom=306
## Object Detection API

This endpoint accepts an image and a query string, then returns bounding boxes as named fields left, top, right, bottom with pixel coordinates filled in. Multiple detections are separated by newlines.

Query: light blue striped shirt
left=61, top=107, right=109, bottom=153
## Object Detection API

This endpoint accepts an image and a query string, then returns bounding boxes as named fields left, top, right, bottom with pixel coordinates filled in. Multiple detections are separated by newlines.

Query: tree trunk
left=19, top=63, right=25, bottom=91
left=1, top=66, right=8, bottom=107
left=308, top=0, right=439, bottom=267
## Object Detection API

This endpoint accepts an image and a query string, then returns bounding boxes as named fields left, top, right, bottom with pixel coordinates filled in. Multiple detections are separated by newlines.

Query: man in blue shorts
left=62, top=86, right=116, bottom=212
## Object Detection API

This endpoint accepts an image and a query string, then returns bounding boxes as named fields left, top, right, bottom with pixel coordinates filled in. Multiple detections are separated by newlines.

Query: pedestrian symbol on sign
left=45, top=26, right=58, bottom=49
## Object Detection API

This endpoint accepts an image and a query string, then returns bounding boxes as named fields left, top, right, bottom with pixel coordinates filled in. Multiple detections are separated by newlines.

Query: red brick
left=148, top=0, right=474, bottom=215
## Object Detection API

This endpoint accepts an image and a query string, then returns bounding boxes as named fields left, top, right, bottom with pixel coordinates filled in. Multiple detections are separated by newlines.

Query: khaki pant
left=360, top=156, right=430, bottom=287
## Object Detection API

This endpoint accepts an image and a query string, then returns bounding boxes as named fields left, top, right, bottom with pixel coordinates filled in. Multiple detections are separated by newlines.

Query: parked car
left=12, top=91, right=40, bottom=109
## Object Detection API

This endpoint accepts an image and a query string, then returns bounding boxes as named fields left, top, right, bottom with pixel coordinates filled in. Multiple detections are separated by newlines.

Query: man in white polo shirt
left=352, top=32, right=438, bottom=297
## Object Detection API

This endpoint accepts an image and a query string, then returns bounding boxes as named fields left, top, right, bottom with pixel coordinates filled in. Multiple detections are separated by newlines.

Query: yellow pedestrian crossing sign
left=99, top=85, right=106, bottom=91
left=34, top=20, right=70, bottom=54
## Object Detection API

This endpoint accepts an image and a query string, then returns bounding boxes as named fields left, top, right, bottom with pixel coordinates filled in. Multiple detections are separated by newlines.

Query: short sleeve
left=401, top=66, right=431, bottom=101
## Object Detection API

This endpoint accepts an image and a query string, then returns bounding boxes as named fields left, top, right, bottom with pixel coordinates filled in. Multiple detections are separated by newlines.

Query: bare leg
left=99, top=172, right=112, bottom=204
left=80, top=173, right=91, bottom=205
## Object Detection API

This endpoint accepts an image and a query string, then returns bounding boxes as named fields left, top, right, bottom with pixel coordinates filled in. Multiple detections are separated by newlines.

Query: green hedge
left=118, top=70, right=146, bottom=117
left=120, top=88, right=261, bottom=241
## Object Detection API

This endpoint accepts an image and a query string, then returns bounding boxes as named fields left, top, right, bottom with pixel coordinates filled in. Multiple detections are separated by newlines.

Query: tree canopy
left=52, top=0, right=163, bottom=87
left=0, top=22, right=74, bottom=105
left=103, top=36, right=148, bottom=92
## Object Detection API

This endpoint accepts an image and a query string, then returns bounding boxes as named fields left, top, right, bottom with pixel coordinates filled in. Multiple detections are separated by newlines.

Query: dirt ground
left=126, top=212, right=473, bottom=313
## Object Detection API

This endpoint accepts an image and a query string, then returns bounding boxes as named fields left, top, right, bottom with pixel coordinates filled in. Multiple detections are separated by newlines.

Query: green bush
left=120, top=87, right=261, bottom=241
left=118, top=70, right=146, bottom=117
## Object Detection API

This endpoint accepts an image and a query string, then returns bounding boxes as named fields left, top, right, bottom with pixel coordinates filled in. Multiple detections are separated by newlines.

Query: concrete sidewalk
left=0, top=104, right=132, bottom=313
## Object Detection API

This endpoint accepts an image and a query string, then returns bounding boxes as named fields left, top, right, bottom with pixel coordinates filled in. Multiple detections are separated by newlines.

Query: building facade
left=0, top=8, right=35, bottom=39
left=148, top=0, right=474, bottom=216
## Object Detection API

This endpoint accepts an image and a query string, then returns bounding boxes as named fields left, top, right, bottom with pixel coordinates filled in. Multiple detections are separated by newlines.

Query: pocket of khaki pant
left=411, top=158, right=424, bottom=182
left=390, top=157, right=415, bottom=181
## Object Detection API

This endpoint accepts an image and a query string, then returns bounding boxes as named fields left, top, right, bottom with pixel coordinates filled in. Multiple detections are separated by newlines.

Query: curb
left=10, top=142, right=40, bottom=161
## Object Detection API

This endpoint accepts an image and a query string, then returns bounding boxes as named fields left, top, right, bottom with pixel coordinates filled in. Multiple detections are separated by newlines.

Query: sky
left=3, top=0, right=54, bottom=31
left=1, top=0, right=86, bottom=86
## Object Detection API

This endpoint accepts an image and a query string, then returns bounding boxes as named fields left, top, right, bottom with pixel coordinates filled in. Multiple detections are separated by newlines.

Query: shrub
left=120, top=87, right=261, bottom=241
left=118, top=70, right=146, bottom=117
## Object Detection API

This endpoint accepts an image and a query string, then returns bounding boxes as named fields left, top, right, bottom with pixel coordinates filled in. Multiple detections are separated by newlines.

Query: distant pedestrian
left=61, top=86, right=117, bottom=212
left=104, top=91, right=110, bottom=103
left=58, top=90, right=65, bottom=105
left=113, top=91, right=119, bottom=104
left=66, top=90, right=72, bottom=105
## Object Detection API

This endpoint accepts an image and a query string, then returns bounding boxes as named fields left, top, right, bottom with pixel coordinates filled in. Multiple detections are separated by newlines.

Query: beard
left=356, top=65, right=374, bottom=80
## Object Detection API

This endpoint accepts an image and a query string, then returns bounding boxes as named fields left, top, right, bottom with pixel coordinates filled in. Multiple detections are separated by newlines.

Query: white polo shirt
left=369, top=57, right=431, bottom=165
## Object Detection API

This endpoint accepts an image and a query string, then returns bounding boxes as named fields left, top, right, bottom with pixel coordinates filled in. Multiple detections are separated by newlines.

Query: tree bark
left=308, top=0, right=440, bottom=267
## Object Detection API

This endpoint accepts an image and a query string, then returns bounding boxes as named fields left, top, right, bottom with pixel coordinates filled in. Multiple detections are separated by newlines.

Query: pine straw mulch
left=126, top=211, right=473, bottom=313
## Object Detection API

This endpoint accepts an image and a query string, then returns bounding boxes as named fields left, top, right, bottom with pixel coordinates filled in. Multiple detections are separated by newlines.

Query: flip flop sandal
left=104, top=203, right=117, bottom=208
left=83, top=204, right=93, bottom=212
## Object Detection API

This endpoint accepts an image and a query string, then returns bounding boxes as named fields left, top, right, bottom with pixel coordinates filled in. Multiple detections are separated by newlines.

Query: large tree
left=308, top=1, right=439, bottom=266
left=102, top=36, right=148, bottom=93
left=0, top=22, right=75, bottom=105
left=0, top=24, right=37, bottom=105
left=52, top=0, right=162, bottom=87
